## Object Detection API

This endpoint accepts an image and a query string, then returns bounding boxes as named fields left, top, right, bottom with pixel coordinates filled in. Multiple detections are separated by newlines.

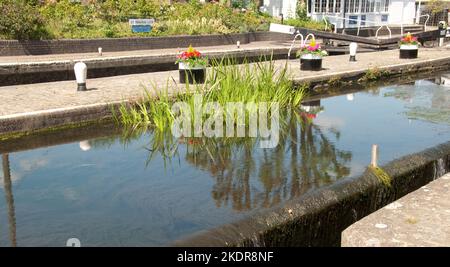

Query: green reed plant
left=115, top=58, right=307, bottom=134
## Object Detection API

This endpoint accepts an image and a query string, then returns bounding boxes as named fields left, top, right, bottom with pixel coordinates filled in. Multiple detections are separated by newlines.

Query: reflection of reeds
left=127, top=108, right=351, bottom=211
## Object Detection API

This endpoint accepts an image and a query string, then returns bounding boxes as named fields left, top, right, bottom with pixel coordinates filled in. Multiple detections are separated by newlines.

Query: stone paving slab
left=0, top=47, right=449, bottom=134
left=342, top=173, right=450, bottom=247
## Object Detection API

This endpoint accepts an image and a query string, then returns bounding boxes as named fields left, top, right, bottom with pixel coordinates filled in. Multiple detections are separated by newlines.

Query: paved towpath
left=342, top=172, right=450, bottom=247
left=0, top=41, right=294, bottom=65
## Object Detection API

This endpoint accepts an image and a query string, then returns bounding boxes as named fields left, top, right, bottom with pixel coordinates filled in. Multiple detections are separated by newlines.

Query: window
left=381, top=14, right=388, bottom=22
left=322, top=0, right=327, bottom=13
left=335, top=0, right=341, bottom=13
left=383, top=0, right=390, bottom=12
left=375, top=1, right=381, bottom=12
left=349, top=15, right=358, bottom=24
left=361, top=14, right=366, bottom=25
left=314, top=0, right=321, bottom=13
left=369, top=0, right=375, bottom=13
left=347, top=0, right=361, bottom=13
left=348, top=0, right=354, bottom=13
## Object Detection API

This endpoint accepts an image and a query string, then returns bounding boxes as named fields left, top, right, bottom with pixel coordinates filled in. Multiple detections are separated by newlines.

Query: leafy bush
left=0, top=0, right=49, bottom=40
left=153, top=18, right=233, bottom=36
left=0, top=1, right=322, bottom=39
left=284, top=18, right=328, bottom=32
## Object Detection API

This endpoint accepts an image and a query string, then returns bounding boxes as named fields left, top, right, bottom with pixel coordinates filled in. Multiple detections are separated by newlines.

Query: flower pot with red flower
left=399, top=32, right=419, bottom=59
left=297, top=38, right=328, bottom=71
left=176, top=45, right=208, bottom=84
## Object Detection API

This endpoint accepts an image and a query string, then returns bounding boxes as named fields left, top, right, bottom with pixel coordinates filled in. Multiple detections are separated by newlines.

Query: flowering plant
left=175, top=45, right=208, bottom=67
left=296, top=38, right=328, bottom=57
left=399, top=32, right=418, bottom=46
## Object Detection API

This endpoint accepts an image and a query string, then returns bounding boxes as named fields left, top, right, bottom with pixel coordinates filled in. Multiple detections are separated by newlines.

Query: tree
left=0, top=0, right=49, bottom=40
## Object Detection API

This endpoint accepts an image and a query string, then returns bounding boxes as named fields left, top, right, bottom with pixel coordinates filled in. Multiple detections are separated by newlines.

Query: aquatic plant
left=368, top=165, right=392, bottom=187
left=115, top=58, right=307, bottom=134
left=359, top=67, right=389, bottom=83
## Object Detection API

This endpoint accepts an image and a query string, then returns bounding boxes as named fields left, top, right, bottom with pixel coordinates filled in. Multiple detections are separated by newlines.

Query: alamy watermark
left=171, top=94, right=280, bottom=148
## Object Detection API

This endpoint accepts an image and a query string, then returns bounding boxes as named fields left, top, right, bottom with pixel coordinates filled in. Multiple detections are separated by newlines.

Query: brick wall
left=0, top=32, right=292, bottom=56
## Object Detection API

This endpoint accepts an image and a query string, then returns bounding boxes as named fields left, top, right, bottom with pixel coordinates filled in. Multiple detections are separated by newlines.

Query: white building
left=261, top=0, right=417, bottom=28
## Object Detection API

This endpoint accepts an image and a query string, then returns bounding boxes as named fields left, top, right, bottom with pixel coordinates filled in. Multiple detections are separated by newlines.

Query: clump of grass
left=359, top=67, right=390, bottom=83
left=327, top=76, right=342, bottom=87
left=115, top=58, right=307, bottom=134
left=368, top=165, right=392, bottom=187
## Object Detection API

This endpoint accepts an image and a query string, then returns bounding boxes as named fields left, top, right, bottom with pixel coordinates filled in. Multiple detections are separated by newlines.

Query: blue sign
left=132, top=25, right=152, bottom=33
left=129, top=18, right=155, bottom=33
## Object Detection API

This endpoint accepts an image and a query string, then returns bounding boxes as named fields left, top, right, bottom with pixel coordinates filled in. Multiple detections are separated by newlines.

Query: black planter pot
left=300, top=55, right=322, bottom=71
left=399, top=45, right=418, bottom=59
left=179, top=63, right=206, bottom=84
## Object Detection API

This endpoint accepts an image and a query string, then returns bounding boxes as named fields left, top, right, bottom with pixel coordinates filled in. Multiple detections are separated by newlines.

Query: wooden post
left=371, top=144, right=378, bottom=168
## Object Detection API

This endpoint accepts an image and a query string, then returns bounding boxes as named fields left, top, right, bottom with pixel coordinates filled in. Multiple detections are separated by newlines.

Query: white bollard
left=349, top=42, right=358, bottom=62
left=74, top=62, right=87, bottom=91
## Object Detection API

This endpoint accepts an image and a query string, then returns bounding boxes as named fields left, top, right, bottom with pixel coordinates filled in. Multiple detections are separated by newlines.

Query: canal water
left=0, top=75, right=449, bottom=246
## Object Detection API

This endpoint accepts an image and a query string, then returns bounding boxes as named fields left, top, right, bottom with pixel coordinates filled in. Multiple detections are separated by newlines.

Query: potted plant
left=399, top=32, right=419, bottom=59
left=297, top=38, right=328, bottom=71
left=176, top=45, right=208, bottom=84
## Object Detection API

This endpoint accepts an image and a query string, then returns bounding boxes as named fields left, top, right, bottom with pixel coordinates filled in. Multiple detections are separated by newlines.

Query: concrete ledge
left=0, top=101, right=123, bottom=135
left=171, top=142, right=450, bottom=246
left=342, top=173, right=450, bottom=247
left=0, top=32, right=290, bottom=56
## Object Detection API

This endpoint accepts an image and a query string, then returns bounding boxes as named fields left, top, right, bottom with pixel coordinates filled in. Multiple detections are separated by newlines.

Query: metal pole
left=343, top=0, right=347, bottom=31
left=416, top=0, right=422, bottom=24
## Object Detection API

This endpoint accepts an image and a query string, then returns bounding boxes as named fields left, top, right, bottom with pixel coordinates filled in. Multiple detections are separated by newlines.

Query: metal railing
left=375, top=25, right=392, bottom=39
left=287, top=33, right=316, bottom=59
left=323, top=14, right=431, bottom=39
left=322, top=15, right=395, bottom=39
left=417, top=14, right=430, bottom=32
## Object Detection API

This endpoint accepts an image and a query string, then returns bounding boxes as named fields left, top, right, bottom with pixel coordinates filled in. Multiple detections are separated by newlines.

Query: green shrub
left=284, top=18, right=328, bottom=32
left=296, top=1, right=308, bottom=20
left=0, top=0, right=49, bottom=40
left=153, top=18, right=233, bottom=35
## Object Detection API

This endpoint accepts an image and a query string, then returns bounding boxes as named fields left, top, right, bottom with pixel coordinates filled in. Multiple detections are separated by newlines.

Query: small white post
left=349, top=42, right=357, bottom=62
left=237, top=41, right=240, bottom=49
left=98, top=47, right=103, bottom=56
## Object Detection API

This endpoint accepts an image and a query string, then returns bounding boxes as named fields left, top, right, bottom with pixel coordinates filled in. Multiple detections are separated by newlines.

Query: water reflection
left=384, top=76, right=450, bottom=125
left=135, top=102, right=352, bottom=211
left=1, top=154, right=17, bottom=247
